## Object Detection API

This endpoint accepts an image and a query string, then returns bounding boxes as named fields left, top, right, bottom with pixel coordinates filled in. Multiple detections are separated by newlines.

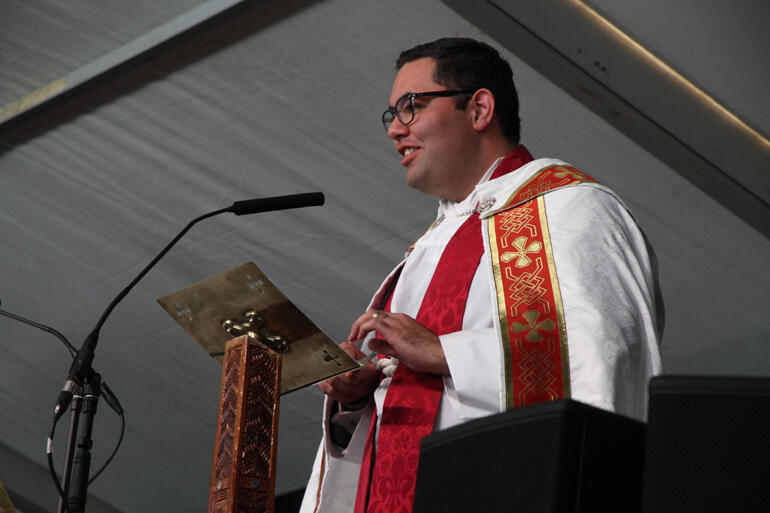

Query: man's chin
left=405, top=168, right=426, bottom=191
left=405, top=173, right=441, bottom=198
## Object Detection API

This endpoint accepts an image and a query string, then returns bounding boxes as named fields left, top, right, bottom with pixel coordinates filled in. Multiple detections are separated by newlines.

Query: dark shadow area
left=0, top=0, right=322, bottom=153
left=5, top=485, right=308, bottom=513
left=6, top=489, right=49, bottom=513
left=276, top=488, right=305, bottom=513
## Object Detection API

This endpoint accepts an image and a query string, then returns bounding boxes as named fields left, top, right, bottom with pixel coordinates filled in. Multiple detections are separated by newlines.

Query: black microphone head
left=230, top=192, right=325, bottom=215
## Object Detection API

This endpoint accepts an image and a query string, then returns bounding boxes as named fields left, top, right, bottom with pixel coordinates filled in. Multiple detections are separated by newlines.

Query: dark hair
left=396, top=38, right=520, bottom=144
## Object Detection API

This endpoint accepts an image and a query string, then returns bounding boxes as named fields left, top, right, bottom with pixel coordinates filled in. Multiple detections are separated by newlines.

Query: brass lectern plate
left=157, top=262, right=360, bottom=394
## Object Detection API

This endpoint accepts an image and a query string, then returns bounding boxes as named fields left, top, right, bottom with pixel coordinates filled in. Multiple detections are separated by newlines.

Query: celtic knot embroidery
left=516, top=338, right=560, bottom=399
left=497, top=205, right=536, bottom=248
left=505, top=259, right=550, bottom=316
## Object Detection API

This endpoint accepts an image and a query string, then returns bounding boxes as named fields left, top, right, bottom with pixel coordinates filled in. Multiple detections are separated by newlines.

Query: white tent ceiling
left=1, top=1, right=768, bottom=512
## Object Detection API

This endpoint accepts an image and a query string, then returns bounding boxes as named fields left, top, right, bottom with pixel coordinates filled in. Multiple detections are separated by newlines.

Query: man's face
left=387, top=58, right=477, bottom=202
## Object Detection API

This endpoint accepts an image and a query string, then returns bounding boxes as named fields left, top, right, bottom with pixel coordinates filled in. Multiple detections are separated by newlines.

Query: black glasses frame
left=381, top=89, right=476, bottom=130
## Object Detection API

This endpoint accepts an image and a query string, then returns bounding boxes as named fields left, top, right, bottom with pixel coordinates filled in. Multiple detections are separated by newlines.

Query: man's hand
left=349, top=310, right=450, bottom=375
left=318, top=341, right=379, bottom=405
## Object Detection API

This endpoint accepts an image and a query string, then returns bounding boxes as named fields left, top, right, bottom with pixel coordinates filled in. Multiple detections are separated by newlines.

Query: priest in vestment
left=300, top=38, right=663, bottom=513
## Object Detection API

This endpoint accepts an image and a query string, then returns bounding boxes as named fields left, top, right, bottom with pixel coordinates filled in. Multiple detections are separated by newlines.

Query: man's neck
left=444, top=141, right=518, bottom=203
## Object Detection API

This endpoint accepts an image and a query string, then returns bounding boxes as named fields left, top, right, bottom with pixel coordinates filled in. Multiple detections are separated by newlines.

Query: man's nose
left=387, top=117, right=409, bottom=140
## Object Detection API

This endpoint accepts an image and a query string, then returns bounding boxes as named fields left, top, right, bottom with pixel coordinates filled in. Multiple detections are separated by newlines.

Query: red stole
left=487, top=163, right=596, bottom=409
left=355, top=146, right=534, bottom=513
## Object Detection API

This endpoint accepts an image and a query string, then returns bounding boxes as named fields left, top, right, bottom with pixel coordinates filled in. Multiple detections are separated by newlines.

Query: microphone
left=229, top=192, right=325, bottom=215
left=55, top=192, right=325, bottom=416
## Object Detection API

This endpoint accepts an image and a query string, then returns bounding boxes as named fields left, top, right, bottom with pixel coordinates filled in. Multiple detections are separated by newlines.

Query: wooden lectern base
left=208, top=336, right=282, bottom=513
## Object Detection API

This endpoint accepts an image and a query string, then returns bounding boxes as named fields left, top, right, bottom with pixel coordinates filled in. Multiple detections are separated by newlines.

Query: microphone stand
left=0, top=304, right=122, bottom=513
left=58, top=376, right=100, bottom=513
left=57, top=208, right=228, bottom=513
left=58, top=389, right=82, bottom=513
left=52, top=192, right=324, bottom=512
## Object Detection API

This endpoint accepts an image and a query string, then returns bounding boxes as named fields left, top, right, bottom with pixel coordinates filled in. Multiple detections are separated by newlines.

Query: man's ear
left=468, top=88, right=495, bottom=132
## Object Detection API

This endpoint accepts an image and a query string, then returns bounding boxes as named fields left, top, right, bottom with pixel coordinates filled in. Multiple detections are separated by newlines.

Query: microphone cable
left=0, top=302, right=125, bottom=511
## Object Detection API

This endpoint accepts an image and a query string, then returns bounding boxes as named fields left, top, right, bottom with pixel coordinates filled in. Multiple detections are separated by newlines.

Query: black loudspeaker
left=641, top=375, right=770, bottom=513
left=414, top=400, right=645, bottom=513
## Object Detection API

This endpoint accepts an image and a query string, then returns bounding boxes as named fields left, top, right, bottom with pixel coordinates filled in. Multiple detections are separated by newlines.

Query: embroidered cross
left=501, top=236, right=542, bottom=268
left=245, top=274, right=265, bottom=294
left=322, top=350, right=342, bottom=366
left=175, top=303, right=193, bottom=322
left=511, top=310, right=555, bottom=343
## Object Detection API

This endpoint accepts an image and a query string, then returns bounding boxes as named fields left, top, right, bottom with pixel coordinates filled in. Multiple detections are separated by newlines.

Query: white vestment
left=299, top=157, right=663, bottom=513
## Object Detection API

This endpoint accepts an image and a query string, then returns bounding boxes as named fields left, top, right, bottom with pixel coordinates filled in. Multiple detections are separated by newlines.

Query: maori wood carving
left=208, top=335, right=282, bottom=513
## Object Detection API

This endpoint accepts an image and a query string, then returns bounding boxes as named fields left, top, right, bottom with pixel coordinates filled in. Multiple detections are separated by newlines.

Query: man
left=300, top=38, right=663, bottom=513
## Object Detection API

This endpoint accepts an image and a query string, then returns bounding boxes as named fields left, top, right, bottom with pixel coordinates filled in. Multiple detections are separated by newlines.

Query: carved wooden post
left=208, top=335, right=282, bottom=513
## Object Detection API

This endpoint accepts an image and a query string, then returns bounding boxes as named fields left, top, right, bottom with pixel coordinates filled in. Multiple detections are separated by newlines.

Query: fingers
left=319, top=375, right=355, bottom=403
left=348, top=310, right=409, bottom=358
left=319, top=374, right=353, bottom=398
left=338, top=340, right=365, bottom=360
left=361, top=310, right=391, bottom=333
left=348, top=310, right=448, bottom=375
left=367, top=337, right=395, bottom=357
left=353, top=311, right=399, bottom=357
left=318, top=359, right=380, bottom=404
left=348, top=309, right=387, bottom=342
left=370, top=314, right=448, bottom=375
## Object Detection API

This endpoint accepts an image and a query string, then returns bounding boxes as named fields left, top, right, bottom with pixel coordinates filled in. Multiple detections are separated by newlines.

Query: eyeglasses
left=381, top=90, right=476, bottom=130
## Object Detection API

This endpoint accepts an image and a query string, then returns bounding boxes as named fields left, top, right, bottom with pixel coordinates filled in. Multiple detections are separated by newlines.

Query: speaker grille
left=414, top=400, right=644, bottom=513
left=642, top=376, right=770, bottom=512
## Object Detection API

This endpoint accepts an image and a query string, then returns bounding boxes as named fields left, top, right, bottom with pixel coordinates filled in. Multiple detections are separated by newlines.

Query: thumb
left=339, top=340, right=365, bottom=359
left=367, top=337, right=394, bottom=357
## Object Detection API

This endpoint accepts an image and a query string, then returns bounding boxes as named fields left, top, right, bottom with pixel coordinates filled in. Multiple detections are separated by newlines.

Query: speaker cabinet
left=641, top=375, right=770, bottom=512
left=414, top=399, right=645, bottom=513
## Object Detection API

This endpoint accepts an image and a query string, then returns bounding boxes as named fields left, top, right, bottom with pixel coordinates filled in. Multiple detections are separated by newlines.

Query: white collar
left=436, top=156, right=505, bottom=218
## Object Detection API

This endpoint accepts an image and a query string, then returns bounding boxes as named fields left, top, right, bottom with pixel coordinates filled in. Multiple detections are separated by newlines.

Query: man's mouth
left=401, top=147, right=418, bottom=166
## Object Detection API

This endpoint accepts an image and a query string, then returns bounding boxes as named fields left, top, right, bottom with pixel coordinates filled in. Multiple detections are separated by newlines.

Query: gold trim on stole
left=537, top=195, right=571, bottom=397
left=487, top=164, right=596, bottom=217
left=487, top=216, right=515, bottom=409
left=488, top=195, right=571, bottom=410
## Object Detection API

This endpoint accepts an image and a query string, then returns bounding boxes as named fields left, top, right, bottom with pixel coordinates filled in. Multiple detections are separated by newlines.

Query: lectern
left=208, top=336, right=282, bottom=513
left=157, top=262, right=363, bottom=513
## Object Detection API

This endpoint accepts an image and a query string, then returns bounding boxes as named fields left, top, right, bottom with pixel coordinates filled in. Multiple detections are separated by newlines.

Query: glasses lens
left=395, top=94, right=413, bottom=125
left=382, top=109, right=395, bottom=129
